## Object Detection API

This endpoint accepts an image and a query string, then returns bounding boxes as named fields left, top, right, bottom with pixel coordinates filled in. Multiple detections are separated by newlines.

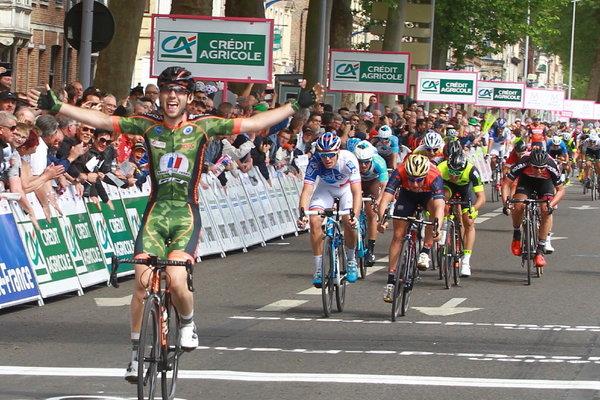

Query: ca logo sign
left=160, top=34, right=197, bottom=60
left=478, top=88, right=493, bottom=99
left=421, top=79, right=439, bottom=93
left=334, top=61, right=359, bottom=81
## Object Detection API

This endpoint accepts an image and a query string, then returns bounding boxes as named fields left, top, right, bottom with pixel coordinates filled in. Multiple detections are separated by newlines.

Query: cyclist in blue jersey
left=354, top=140, right=389, bottom=264
left=298, top=132, right=362, bottom=286
left=487, top=118, right=510, bottom=173
left=371, top=125, right=399, bottom=168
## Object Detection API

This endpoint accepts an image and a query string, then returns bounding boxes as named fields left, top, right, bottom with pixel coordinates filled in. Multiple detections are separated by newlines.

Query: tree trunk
left=303, top=0, right=331, bottom=89
left=93, top=1, right=146, bottom=100
left=170, top=0, right=212, bottom=16
left=379, top=1, right=405, bottom=107
left=585, top=45, right=600, bottom=101
left=224, top=0, right=266, bottom=95
left=330, top=0, right=353, bottom=109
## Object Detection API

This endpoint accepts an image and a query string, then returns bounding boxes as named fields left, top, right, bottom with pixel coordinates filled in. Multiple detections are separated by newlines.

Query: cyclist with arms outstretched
left=28, top=66, right=318, bottom=382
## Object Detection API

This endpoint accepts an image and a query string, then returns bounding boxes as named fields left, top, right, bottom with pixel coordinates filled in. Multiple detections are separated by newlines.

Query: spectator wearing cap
left=130, top=141, right=149, bottom=188
left=0, top=63, right=12, bottom=91
left=0, top=91, right=17, bottom=113
left=130, top=83, right=144, bottom=100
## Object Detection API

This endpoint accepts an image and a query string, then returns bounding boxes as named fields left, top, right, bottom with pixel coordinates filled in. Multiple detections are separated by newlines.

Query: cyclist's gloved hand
left=502, top=203, right=510, bottom=216
left=547, top=204, right=556, bottom=215
left=37, top=87, right=63, bottom=113
left=467, top=208, right=478, bottom=220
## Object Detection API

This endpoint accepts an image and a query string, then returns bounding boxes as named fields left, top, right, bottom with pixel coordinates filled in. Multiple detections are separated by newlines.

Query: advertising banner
left=119, top=184, right=150, bottom=239
left=416, top=70, right=478, bottom=104
left=475, top=81, right=525, bottom=108
left=152, top=15, right=273, bottom=83
left=0, top=200, right=41, bottom=309
left=328, top=49, right=410, bottom=94
left=595, top=103, right=600, bottom=120
left=563, top=99, right=596, bottom=120
left=58, top=188, right=108, bottom=287
left=11, top=194, right=82, bottom=299
left=523, top=88, right=564, bottom=111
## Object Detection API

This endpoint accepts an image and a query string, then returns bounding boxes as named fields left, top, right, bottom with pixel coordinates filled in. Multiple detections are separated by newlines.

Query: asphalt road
left=1, top=183, right=599, bottom=400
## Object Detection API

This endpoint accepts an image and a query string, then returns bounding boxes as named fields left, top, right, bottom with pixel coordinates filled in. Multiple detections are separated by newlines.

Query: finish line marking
left=0, top=367, right=598, bottom=390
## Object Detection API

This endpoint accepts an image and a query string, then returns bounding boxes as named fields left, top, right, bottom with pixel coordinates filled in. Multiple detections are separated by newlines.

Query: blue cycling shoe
left=312, top=272, right=322, bottom=288
left=346, top=261, right=359, bottom=283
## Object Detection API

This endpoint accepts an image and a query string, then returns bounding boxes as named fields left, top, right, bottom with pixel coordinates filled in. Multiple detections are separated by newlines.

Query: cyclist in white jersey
left=298, top=132, right=362, bottom=286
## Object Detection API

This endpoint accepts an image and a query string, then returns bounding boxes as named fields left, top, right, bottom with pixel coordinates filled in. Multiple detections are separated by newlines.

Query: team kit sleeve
left=201, top=117, right=242, bottom=137
left=384, top=169, right=401, bottom=194
left=374, top=155, right=389, bottom=182
left=547, top=159, right=563, bottom=186
left=303, top=156, right=320, bottom=184
left=111, top=116, right=152, bottom=136
left=469, top=166, right=484, bottom=193
left=506, top=159, right=526, bottom=181
left=390, top=136, right=400, bottom=153
left=430, top=175, right=445, bottom=199
left=346, top=153, right=362, bottom=184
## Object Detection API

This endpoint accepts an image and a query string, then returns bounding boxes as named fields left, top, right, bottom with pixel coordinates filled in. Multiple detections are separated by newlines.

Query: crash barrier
left=0, top=166, right=303, bottom=310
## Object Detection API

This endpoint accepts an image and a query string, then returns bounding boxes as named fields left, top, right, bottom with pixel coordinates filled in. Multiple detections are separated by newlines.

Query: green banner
left=30, top=218, right=79, bottom=281
left=64, top=213, right=106, bottom=275
left=358, top=62, right=405, bottom=83
left=99, top=202, right=136, bottom=260
left=440, top=79, right=474, bottom=95
left=121, top=195, right=148, bottom=239
left=196, top=32, right=266, bottom=66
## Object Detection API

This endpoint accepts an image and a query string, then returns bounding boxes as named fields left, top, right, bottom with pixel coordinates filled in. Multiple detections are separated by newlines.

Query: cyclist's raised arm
left=28, top=85, right=114, bottom=131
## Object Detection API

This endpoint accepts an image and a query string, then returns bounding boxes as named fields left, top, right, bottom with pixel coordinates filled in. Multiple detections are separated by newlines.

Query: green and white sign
left=476, top=81, right=525, bottom=108
left=58, top=187, right=108, bottom=288
left=416, top=70, right=478, bottom=104
left=152, top=15, right=273, bottom=83
left=329, top=50, right=410, bottom=94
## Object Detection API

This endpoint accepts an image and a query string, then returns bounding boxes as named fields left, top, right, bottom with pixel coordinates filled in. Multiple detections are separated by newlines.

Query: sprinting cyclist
left=527, top=117, right=547, bottom=149
left=377, top=154, right=445, bottom=302
left=371, top=125, right=399, bottom=168
left=437, top=151, right=486, bottom=277
left=582, top=130, right=600, bottom=190
left=413, top=130, right=445, bottom=164
left=488, top=118, right=510, bottom=173
left=297, top=132, right=362, bottom=286
left=547, top=135, right=569, bottom=183
left=28, top=66, right=319, bottom=382
left=353, top=140, right=389, bottom=265
left=501, top=148, right=565, bottom=268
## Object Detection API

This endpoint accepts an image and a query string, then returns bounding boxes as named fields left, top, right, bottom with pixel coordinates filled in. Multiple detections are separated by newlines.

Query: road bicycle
left=507, top=198, right=547, bottom=285
left=303, top=199, right=352, bottom=317
left=437, top=197, right=470, bottom=289
left=110, top=255, right=194, bottom=400
left=357, top=196, right=377, bottom=279
left=388, top=210, right=437, bottom=321
left=490, top=156, right=504, bottom=202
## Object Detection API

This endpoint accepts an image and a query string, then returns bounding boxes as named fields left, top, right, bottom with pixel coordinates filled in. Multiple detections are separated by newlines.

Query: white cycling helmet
left=423, top=130, right=444, bottom=150
left=589, top=131, right=599, bottom=141
left=354, top=140, right=376, bottom=161
left=377, top=125, right=393, bottom=139
left=551, top=135, right=562, bottom=146
left=562, top=132, right=571, bottom=142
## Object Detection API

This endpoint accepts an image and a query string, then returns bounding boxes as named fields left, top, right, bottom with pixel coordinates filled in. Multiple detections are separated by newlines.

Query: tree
left=303, top=0, right=332, bottom=88
left=330, top=0, right=354, bottom=108
left=93, top=1, right=146, bottom=100
left=540, top=0, right=600, bottom=100
left=170, top=0, right=212, bottom=16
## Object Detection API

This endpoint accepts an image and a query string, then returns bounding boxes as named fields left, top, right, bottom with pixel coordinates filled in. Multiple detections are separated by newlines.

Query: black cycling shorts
left=515, top=175, right=555, bottom=199
left=394, top=189, right=434, bottom=217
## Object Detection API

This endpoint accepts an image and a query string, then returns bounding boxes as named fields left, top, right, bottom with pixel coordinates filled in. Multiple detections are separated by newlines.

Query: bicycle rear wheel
left=138, top=295, right=160, bottom=400
left=335, top=243, right=347, bottom=312
left=358, top=217, right=368, bottom=279
left=321, top=237, right=335, bottom=317
left=161, top=295, right=181, bottom=400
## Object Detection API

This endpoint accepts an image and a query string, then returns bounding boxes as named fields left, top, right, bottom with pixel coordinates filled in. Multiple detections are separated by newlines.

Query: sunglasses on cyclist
left=425, top=147, right=439, bottom=153
left=159, top=84, right=189, bottom=95
left=358, top=159, right=372, bottom=164
left=318, top=152, right=338, bottom=159
left=449, top=168, right=463, bottom=176
left=407, top=176, right=425, bottom=183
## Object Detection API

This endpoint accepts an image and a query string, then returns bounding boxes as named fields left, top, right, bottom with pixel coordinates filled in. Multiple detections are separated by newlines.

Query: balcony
left=0, top=0, right=32, bottom=47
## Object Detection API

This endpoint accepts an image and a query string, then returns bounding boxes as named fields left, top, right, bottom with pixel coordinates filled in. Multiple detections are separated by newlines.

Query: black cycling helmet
left=514, top=140, right=527, bottom=154
left=448, top=151, right=468, bottom=171
left=157, top=66, right=195, bottom=93
left=529, top=148, right=548, bottom=167
left=444, top=139, right=463, bottom=158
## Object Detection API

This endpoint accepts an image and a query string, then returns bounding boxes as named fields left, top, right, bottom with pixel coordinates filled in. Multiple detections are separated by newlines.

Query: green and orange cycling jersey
left=112, top=113, right=241, bottom=205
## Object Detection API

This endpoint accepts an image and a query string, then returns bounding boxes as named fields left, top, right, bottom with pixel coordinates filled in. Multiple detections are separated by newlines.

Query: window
left=49, top=45, right=60, bottom=87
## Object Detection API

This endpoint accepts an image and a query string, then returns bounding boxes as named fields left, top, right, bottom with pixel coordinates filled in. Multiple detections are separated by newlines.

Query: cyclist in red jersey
left=377, top=154, right=445, bottom=302
left=527, top=116, right=547, bottom=149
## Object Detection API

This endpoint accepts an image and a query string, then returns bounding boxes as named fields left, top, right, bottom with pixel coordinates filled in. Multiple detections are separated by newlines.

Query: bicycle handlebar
left=446, top=199, right=472, bottom=207
left=109, top=255, right=195, bottom=292
left=507, top=198, right=549, bottom=204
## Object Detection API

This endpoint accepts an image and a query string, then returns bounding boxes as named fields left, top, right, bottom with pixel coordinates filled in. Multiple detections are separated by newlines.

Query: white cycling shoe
left=179, top=322, right=199, bottom=350
left=460, top=260, right=471, bottom=277
left=124, top=360, right=138, bottom=383
left=417, top=253, right=430, bottom=271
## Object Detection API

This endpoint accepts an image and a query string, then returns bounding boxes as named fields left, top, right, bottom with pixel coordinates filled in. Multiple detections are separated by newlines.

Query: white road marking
left=474, top=217, right=489, bottom=224
left=413, top=298, right=482, bottom=316
left=256, top=300, right=308, bottom=312
left=365, top=266, right=384, bottom=276
left=481, top=212, right=501, bottom=218
left=229, top=315, right=600, bottom=333
left=569, top=205, right=598, bottom=210
left=267, top=242, right=290, bottom=246
left=2, top=366, right=600, bottom=390
left=94, top=295, right=132, bottom=307
left=297, top=287, right=321, bottom=295
left=376, top=256, right=389, bottom=263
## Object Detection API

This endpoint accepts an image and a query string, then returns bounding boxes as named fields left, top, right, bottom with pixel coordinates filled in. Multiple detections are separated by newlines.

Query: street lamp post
left=568, top=0, right=579, bottom=100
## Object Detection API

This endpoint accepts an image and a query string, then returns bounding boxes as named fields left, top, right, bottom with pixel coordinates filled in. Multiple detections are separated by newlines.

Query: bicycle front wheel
left=138, top=295, right=161, bottom=400
left=161, top=295, right=181, bottom=400
left=335, top=244, right=347, bottom=312
left=321, top=237, right=334, bottom=317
